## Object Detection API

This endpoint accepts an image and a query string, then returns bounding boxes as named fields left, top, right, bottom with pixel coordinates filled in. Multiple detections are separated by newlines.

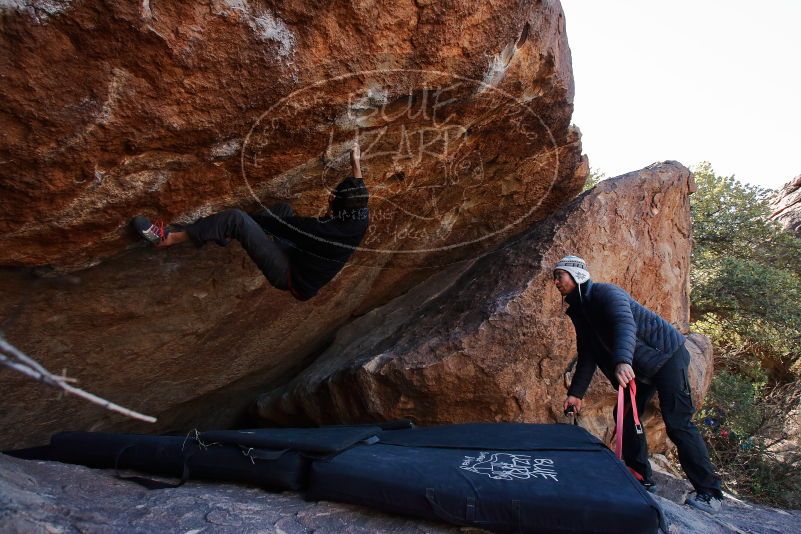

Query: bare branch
left=0, top=336, right=157, bottom=424
left=0, top=337, right=51, bottom=377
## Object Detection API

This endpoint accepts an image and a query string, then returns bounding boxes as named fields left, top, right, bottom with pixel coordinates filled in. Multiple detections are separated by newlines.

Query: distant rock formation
left=770, top=174, right=801, bottom=237
left=258, top=161, right=712, bottom=452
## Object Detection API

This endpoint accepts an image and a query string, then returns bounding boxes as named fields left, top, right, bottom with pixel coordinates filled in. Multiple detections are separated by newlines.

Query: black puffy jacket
left=565, top=279, right=685, bottom=398
left=256, top=207, right=369, bottom=300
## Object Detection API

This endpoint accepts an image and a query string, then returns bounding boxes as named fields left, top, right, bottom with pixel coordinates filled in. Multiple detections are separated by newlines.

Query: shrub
left=582, top=168, right=606, bottom=192
left=697, top=373, right=801, bottom=507
left=690, top=162, right=801, bottom=506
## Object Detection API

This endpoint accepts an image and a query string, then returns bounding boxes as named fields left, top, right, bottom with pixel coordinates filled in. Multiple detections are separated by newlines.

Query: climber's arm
left=350, top=141, right=362, bottom=179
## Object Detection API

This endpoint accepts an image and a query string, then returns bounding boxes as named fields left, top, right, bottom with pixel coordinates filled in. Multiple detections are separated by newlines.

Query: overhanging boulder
left=0, top=0, right=584, bottom=449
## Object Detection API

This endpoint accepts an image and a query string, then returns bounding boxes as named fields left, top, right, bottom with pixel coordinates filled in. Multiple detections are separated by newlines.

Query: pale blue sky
left=562, top=1, right=801, bottom=189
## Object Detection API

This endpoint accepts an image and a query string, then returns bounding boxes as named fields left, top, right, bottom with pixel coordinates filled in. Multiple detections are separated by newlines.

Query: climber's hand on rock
left=350, top=139, right=362, bottom=178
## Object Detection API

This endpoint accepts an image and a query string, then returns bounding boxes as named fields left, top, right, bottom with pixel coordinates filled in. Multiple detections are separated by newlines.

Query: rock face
left=770, top=174, right=801, bottom=237
left=4, top=453, right=800, bottom=534
left=258, top=161, right=712, bottom=453
left=1, top=0, right=583, bottom=271
left=0, top=1, right=586, bottom=449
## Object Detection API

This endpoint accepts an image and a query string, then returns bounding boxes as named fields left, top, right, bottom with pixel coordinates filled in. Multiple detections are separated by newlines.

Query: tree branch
left=0, top=336, right=156, bottom=424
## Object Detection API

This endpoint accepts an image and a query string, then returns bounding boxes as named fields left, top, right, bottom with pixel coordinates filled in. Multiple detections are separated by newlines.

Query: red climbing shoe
left=132, top=216, right=169, bottom=244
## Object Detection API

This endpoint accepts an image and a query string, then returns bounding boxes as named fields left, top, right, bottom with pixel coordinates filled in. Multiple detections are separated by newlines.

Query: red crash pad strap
left=615, top=380, right=643, bottom=461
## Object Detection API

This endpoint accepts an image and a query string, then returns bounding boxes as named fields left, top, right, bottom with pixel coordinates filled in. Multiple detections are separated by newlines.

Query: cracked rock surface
left=0, top=454, right=467, bottom=534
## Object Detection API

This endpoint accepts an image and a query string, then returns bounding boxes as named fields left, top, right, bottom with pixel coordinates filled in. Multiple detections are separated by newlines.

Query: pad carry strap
left=511, top=499, right=522, bottom=534
left=425, top=488, right=490, bottom=526
left=615, top=380, right=643, bottom=460
left=115, top=444, right=194, bottom=490
left=241, top=447, right=290, bottom=461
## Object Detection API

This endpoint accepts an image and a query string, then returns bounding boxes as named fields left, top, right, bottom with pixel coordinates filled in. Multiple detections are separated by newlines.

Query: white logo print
left=460, top=452, right=558, bottom=482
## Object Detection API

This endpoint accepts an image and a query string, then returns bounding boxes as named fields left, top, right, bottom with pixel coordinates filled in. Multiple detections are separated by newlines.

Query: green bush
left=696, top=372, right=801, bottom=507
left=582, top=168, right=606, bottom=192
left=691, top=163, right=801, bottom=377
left=690, top=162, right=801, bottom=506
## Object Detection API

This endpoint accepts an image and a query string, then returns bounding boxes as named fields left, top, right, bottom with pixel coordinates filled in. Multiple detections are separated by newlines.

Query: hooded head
left=330, top=176, right=369, bottom=215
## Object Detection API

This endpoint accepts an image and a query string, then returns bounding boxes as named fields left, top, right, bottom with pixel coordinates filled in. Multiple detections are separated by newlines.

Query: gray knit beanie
left=553, top=255, right=591, bottom=284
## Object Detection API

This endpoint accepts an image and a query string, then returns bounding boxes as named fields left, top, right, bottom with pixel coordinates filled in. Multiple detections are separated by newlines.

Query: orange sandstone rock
left=0, top=0, right=584, bottom=449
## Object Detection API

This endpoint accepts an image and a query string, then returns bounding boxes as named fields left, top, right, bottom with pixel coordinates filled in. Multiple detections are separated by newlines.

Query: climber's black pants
left=614, top=344, right=723, bottom=497
left=185, top=204, right=294, bottom=290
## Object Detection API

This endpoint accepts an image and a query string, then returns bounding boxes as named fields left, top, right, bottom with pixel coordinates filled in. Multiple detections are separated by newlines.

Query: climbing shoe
left=686, top=491, right=722, bottom=514
left=132, top=216, right=169, bottom=244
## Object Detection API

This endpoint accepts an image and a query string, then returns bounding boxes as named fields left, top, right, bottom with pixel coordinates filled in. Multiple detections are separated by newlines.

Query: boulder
left=258, top=161, right=713, bottom=453
left=0, top=0, right=583, bottom=271
left=0, top=0, right=585, bottom=449
left=770, top=174, right=801, bottom=237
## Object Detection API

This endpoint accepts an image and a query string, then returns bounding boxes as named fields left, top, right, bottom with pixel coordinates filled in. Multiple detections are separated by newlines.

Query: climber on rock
left=131, top=143, right=369, bottom=301
left=554, top=255, right=724, bottom=514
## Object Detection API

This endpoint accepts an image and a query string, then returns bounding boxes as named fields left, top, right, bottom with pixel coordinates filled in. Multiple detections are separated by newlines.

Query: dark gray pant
left=615, top=344, right=723, bottom=497
left=184, top=204, right=294, bottom=290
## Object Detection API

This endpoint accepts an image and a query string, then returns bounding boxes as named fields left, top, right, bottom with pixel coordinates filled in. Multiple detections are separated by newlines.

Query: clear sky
left=561, top=1, right=801, bottom=190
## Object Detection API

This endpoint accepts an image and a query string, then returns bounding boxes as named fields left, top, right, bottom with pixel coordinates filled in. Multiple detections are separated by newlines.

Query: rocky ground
left=2, top=454, right=799, bottom=534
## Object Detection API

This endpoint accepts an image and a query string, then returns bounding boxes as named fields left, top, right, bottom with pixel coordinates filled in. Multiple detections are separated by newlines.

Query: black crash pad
left=308, top=423, right=664, bottom=534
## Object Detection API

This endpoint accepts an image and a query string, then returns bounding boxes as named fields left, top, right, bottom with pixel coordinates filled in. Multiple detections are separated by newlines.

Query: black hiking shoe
left=686, top=491, right=722, bottom=514
left=132, top=216, right=169, bottom=244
